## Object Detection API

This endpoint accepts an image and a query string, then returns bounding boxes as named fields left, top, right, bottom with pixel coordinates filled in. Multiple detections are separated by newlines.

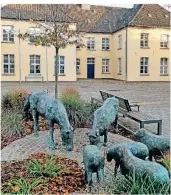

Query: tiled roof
left=1, top=4, right=170, bottom=33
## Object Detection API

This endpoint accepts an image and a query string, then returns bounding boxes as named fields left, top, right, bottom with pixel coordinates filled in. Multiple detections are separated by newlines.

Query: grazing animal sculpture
left=89, top=97, right=119, bottom=146
left=83, top=145, right=104, bottom=186
left=134, top=128, right=170, bottom=161
left=106, top=142, right=149, bottom=176
left=118, top=147, right=170, bottom=185
left=24, top=92, right=74, bottom=151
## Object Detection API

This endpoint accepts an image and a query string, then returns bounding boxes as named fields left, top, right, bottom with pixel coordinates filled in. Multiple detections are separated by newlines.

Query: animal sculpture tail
left=23, top=94, right=31, bottom=112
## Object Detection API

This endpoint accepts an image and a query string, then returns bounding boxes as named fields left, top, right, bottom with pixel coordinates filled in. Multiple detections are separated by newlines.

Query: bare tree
left=19, top=4, right=84, bottom=98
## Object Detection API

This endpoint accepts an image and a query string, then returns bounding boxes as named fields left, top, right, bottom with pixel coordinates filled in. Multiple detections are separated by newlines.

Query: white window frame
left=160, top=58, right=168, bottom=75
left=54, top=56, right=65, bottom=74
left=3, top=54, right=15, bottom=74
left=140, top=33, right=149, bottom=48
left=102, top=38, right=110, bottom=50
left=76, top=58, right=80, bottom=74
left=87, top=58, right=95, bottom=64
left=28, top=27, right=41, bottom=43
left=140, top=57, right=149, bottom=74
left=118, top=35, right=122, bottom=49
left=30, top=55, right=41, bottom=74
left=102, top=58, right=110, bottom=73
left=118, top=58, right=122, bottom=74
left=2, top=26, right=14, bottom=42
left=87, top=38, right=95, bottom=50
left=160, top=35, right=169, bottom=48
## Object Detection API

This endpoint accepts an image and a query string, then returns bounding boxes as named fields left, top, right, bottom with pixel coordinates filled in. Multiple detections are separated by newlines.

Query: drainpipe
left=125, top=27, right=128, bottom=81
left=18, top=13, right=21, bottom=83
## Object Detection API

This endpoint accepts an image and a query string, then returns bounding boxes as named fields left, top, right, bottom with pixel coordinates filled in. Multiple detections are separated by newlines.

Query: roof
left=1, top=4, right=170, bottom=33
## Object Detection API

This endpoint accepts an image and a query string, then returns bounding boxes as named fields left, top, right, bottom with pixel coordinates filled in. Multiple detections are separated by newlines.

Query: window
left=140, top=33, right=149, bottom=48
left=87, top=38, right=95, bottom=50
left=140, top=57, right=149, bottom=74
left=102, top=38, right=110, bottom=50
left=102, top=59, right=110, bottom=73
left=54, top=56, right=65, bottom=74
left=160, top=58, right=168, bottom=74
left=118, top=35, right=122, bottom=49
left=2, top=26, right=14, bottom=42
left=30, top=55, right=40, bottom=74
left=3, top=54, right=15, bottom=74
left=160, top=35, right=169, bottom=48
left=76, top=58, right=80, bottom=73
left=28, top=28, right=41, bottom=43
left=87, top=58, right=95, bottom=64
left=118, top=58, right=122, bottom=74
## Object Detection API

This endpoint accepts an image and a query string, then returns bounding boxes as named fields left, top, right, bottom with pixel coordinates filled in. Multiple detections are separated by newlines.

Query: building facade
left=1, top=4, right=170, bottom=82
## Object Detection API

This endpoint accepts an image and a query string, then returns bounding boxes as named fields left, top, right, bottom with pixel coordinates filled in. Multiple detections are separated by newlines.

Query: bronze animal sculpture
left=106, top=141, right=149, bottom=176
left=83, top=145, right=104, bottom=186
left=24, top=92, right=74, bottom=151
left=89, top=97, right=119, bottom=146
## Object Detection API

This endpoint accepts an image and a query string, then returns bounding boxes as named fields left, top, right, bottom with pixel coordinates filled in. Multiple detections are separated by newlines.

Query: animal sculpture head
left=134, top=129, right=146, bottom=139
left=88, top=131, right=100, bottom=145
left=61, top=126, right=74, bottom=151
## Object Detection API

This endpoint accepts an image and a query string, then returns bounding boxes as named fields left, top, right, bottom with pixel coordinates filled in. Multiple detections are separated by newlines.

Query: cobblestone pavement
left=2, top=80, right=170, bottom=137
left=1, top=128, right=132, bottom=185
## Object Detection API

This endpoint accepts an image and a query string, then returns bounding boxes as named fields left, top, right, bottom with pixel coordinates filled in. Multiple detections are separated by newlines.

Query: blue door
left=87, top=58, right=95, bottom=79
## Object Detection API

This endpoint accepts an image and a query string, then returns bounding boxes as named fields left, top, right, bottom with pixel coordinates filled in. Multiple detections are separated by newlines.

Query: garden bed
left=1, top=153, right=85, bottom=194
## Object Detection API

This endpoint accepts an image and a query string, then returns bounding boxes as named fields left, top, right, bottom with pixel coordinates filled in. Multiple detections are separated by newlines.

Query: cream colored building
left=1, top=4, right=170, bottom=82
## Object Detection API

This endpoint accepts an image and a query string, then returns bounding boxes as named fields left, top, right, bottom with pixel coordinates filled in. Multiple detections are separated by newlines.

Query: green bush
left=1, top=108, right=24, bottom=138
left=27, top=157, right=65, bottom=177
left=2, top=90, right=29, bottom=110
left=98, top=171, right=170, bottom=195
left=60, top=87, right=100, bottom=129
left=161, top=153, right=170, bottom=175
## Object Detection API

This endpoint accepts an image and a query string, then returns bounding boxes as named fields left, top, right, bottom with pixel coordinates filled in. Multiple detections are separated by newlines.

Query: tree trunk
left=55, top=47, right=59, bottom=98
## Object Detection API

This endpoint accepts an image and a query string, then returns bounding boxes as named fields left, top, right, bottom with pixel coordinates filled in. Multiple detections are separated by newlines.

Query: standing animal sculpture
left=83, top=145, right=104, bottom=186
left=106, top=141, right=149, bottom=176
left=24, top=92, right=74, bottom=151
left=134, top=128, right=170, bottom=161
left=89, top=97, right=119, bottom=146
left=117, top=147, right=170, bottom=185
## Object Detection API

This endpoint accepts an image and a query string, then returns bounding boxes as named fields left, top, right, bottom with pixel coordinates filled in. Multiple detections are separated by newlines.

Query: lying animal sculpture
left=117, top=147, right=170, bottom=185
left=83, top=145, right=104, bottom=186
left=24, top=92, right=74, bottom=151
left=106, top=142, right=149, bottom=176
left=134, top=128, right=170, bottom=161
left=89, top=97, right=119, bottom=146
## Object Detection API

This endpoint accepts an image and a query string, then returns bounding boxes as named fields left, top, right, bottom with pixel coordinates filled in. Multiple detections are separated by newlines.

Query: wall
left=127, top=27, right=170, bottom=81
left=76, top=33, right=114, bottom=79
left=1, top=19, right=77, bottom=82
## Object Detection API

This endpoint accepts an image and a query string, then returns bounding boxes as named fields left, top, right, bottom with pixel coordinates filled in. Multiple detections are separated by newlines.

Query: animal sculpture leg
left=32, top=109, right=39, bottom=137
left=114, top=161, right=120, bottom=177
left=103, top=130, right=108, bottom=146
left=87, top=170, right=93, bottom=186
left=49, top=120, right=56, bottom=150
left=114, top=115, right=118, bottom=133
left=97, top=167, right=104, bottom=183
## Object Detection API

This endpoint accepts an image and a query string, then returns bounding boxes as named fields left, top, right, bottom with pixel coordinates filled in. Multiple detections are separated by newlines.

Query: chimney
left=81, top=4, right=90, bottom=10
left=133, top=4, right=139, bottom=9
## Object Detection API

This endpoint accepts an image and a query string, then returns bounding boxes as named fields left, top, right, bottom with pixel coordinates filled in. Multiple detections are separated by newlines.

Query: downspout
left=18, top=12, right=21, bottom=83
left=125, top=27, right=128, bottom=81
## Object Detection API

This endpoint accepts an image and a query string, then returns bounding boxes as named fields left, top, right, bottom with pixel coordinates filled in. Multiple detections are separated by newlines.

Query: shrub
left=60, top=87, right=95, bottom=128
left=1, top=108, right=24, bottom=138
left=2, top=90, right=29, bottom=110
left=161, top=153, right=170, bottom=174
left=27, top=157, right=65, bottom=177
left=98, top=171, right=170, bottom=195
